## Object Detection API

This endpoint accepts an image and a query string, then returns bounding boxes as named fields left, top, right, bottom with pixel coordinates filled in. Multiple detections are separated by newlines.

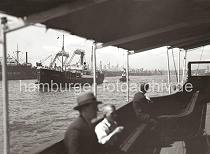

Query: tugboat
left=119, top=68, right=127, bottom=82
left=36, top=35, right=104, bottom=87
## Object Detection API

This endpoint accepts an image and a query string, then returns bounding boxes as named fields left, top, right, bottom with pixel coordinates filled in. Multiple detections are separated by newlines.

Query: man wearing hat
left=64, top=92, right=102, bottom=154
left=132, top=91, right=151, bottom=122
left=132, top=83, right=158, bottom=127
left=132, top=89, right=160, bottom=152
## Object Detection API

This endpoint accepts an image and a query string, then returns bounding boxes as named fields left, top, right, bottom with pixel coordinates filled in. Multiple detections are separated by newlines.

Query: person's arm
left=95, top=124, right=123, bottom=144
left=65, top=128, right=81, bottom=154
left=102, top=127, right=123, bottom=144
left=95, top=124, right=109, bottom=144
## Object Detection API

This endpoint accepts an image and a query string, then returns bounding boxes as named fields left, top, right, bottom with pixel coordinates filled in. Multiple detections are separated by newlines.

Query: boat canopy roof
left=1, top=0, right=210, bottom=52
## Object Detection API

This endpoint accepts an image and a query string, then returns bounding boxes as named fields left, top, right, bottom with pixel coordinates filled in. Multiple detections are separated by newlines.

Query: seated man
left=95, top=105, right=124, bottom=146
left=132, top=91, right=158, bottom=129
left=132, top=91, right=160, bottom=149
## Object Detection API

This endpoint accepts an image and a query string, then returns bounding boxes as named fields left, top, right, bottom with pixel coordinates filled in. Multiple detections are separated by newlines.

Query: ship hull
left=37, top=68, right=104, bottom=87
left=0, top=65, right=37, bottom=80
left=119, top=76, right=127, bottom=82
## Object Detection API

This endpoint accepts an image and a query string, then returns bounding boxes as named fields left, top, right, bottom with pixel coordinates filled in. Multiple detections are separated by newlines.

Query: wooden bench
left=158, top=91, right=200, bottom=119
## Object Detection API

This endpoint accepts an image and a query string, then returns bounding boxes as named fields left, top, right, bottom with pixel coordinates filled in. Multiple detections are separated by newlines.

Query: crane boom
left=65, top=49, right=85, bottom=67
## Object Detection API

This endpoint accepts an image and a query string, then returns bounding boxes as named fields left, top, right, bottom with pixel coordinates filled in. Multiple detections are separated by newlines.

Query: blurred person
left=64, top=92, right=102, bottom=154
left=95, top=104, right=124, bottom=146
left=132, top=91, right=158, bottom=129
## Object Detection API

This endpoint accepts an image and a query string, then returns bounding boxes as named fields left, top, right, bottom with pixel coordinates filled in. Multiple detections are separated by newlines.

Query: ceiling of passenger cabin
left=0, top=0, right=210, bottom=52
left=0, top=0, right=70, bottom=17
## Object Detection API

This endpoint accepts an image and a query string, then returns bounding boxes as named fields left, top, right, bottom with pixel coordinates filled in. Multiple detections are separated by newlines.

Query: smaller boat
left=119, top=68, right=127, bottom=82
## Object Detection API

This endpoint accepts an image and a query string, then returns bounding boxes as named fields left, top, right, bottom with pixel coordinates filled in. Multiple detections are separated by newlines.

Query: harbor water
left=0, top=75, right=210, bottom=154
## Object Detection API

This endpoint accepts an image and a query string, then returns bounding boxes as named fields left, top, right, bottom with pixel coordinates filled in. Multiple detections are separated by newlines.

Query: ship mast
left=61, top=35, right=64, bottom=71
left=16, top=44, right=21, bottom=64
left=49, top=35, right=69, bottom=70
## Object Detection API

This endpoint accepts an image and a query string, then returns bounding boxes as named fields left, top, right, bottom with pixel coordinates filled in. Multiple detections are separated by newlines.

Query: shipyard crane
left=49, top=35, right=69, bottom=70
left=65, top=49, right=85, bottom=67
left=49, top=51, right=69, bottom=69
left=7, top=54, right=17, bottom=63
left=36, top=54, right=52, bottom=67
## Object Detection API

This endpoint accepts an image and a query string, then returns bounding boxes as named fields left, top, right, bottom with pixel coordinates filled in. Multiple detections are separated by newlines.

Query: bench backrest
left=183, top=91, right=200, bottom=116
left=158, top=91, right=200, bottom=119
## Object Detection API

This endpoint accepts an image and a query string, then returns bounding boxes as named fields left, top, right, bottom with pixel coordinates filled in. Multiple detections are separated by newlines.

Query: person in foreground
left=95, top=105, right=124, bottom=147
left=64, top=92, right=102, bottom=154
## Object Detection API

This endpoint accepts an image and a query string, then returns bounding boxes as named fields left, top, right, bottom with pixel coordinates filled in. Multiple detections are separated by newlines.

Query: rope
left=182, top=50, right=187, bottom=85
left=178, top=49, right=181, bottom=83
left=166, top=47, right=171, bottom=94
left=172, top=48, right=178, bottom=83
left=196, top=46, right=205, bottom=75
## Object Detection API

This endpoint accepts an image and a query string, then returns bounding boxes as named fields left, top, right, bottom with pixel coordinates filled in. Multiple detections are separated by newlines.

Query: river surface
left=0, top=75, right=209, bottom=154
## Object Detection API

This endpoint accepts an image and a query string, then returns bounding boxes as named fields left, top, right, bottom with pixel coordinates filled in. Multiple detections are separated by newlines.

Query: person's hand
left=114, top=126, right=124, bottom=134
left=149, top=118, right=159, bottom=130
left=140, top=113, right=150, bottom=121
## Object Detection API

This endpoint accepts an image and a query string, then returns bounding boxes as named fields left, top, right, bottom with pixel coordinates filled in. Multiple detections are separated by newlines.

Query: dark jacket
left=132, top=92, right=150, bottom=121
left=64, top=116, right=99, bottom=154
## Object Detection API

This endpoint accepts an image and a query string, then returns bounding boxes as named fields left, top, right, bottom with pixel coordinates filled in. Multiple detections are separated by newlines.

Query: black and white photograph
left=0, top=0, right=210, bottom=154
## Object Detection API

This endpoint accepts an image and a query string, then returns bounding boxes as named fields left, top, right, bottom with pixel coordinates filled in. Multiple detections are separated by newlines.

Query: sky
left=0, top=14, right=210, bottom=70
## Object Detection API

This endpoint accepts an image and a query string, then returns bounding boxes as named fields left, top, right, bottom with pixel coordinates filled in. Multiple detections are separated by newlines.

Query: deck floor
left=159, top=103, right=210, bottom=154
left=160, top=141, right=186, bottom=154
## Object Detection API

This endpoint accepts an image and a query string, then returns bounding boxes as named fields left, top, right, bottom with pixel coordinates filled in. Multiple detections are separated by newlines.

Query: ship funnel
left=80, top=52, right=84, bottom=65
left=16, top=44, right=21, bottom=64
left=26, top=52, right=28, bottom=64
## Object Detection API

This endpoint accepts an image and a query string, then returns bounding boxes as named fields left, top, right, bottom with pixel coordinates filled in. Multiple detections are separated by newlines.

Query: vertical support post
left=178, top=49, right=180, bottom=84
left=126, top=51, right=129, bottom=102
left=171, top=48, right=178, bottom=83
left=1, top=17, right=10, bottom=154
left=25, top=52, right=28, bottom=64
left=166, top=47, right=171, bottom=94
left=182, top=50, right=187, bottom=85
left=92, top=42, right=97, bottom=96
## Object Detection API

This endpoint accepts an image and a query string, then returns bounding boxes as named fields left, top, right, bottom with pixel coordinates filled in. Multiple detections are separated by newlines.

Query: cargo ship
left=0, top=49, right=37, bottom=80
left=36, top=35, right=104, bottom=87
